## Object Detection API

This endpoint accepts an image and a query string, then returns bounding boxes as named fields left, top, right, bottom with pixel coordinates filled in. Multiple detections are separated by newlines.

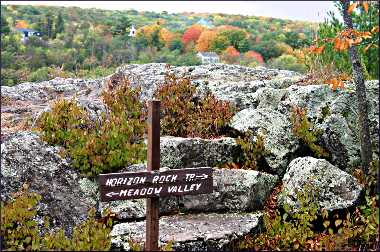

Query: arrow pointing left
left=106, top=192, right=119, bottom=197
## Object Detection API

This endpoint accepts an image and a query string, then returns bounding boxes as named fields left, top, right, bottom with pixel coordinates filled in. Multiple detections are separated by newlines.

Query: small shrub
left=37, top=98, right=91, bottom=147
left=235, top=131, right=269, bottom=170
left=234, top=183, right=320, bottom=251
left=0, top=186, right=113, bottom=251
left=154, top=72, right=235, bottom=138
left=36, top=73, right=146, bottom=177
left=290, top=106, right=329, bottom=158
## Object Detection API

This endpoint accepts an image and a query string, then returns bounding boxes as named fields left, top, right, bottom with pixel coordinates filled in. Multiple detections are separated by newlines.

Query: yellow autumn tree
left=159, top=28, right=176, bottom=48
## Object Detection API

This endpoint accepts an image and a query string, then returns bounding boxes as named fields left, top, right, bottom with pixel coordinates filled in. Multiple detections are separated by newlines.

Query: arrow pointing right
left=195, top=174, right=208, bottom=179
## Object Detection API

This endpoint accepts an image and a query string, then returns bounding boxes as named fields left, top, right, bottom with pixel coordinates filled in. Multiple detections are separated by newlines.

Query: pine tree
left=1, top=15, right=10, bottom=35
left=45, top=13, right=53, bottom=39
left=55, top=12, right=64, bottom=35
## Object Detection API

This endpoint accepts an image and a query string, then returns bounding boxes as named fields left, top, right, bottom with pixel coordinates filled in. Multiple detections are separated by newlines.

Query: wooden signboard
left=98, top=100, right=213, bottom=251
left=99, top=167, right=213, bottom=201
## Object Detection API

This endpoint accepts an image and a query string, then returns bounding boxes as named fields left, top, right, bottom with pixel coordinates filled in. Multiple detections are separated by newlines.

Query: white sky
left=2, top=1, right=341, bottom=23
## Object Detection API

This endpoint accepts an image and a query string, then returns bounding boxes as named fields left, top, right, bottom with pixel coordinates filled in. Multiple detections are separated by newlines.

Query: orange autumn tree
left=221, top=46, right=240, bottom=64
left=244, top=51, right=264, bottom=64
left=309, top=0, right=379, bottom=175
left=15, top=20, right=29, bottom=29
left=196, top=30, right=217, bottom=52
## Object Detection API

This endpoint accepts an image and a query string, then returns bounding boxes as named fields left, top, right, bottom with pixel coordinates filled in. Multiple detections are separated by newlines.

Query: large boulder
left=230, top=108, right=299, bottom=175
left=0, top=132, right=93, bottom=235
left=111, top=212, right=263, bottom=251
left=160, top=136, right=240, bottom=169
left=94, top=166, right=278, bottom=220
left=316, top=80, right=379, bottom=172
left=280, top=157, right=363, bottom=211
left=182, top=168, right=278, bottom=212
left=251, top=81, right=379, bottom=173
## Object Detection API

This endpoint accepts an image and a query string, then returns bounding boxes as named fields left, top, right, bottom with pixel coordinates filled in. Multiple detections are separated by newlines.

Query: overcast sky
left=2, top=1, right=341, bottom=23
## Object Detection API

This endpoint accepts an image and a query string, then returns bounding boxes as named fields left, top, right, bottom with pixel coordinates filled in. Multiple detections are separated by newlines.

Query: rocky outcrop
left=1, top=64, right=378, bottom=247
left=0, top=132, right=93, bottom=235
left=316, top=81, right=379, bottom=172
left=160, top=136, right=240, bottom=169
left=111, top=212, right=263, bottom=251
left=280, top=157, right=363, bottom=211
left=230, top=108, right=299, bottom=175
left=115, top=63, right=303, bottom=110
left=1, top=77, right=103, bottom=102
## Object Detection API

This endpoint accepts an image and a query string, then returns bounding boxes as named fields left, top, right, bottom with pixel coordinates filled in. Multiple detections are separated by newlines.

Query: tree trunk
left=341, top=0, right=373, bottom=175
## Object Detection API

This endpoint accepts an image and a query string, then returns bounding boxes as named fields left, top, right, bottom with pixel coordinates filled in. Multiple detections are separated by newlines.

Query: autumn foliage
left=244, top=51, right=264, bottom=64
left=159, top=28, right=176, bottom=48
left=154, top=72, right=235, bottom=138
left=15, top=20, right=28, bottom=29
left=221, top=46, right=240, bottom=64
left=182, top=24, right=204, bottom=45
left=307, top=0, right=379, bottom=90
left=224, top=46, right=240, bottom=57
left=195, top=30, right=217, bottom=52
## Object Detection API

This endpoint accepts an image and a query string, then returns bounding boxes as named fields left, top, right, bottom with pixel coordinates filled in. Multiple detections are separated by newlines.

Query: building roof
left=197, top=18, right=213, bottom=27
left=197, top=52, right=219, bottom=58
left=15, top=28, right=39, bottom=33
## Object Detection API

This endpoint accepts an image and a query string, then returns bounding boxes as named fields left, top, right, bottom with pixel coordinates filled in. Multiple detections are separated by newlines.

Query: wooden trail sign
left=99, top=167, right=213, bottom=201
left=98, top=100, right=213, bottom=251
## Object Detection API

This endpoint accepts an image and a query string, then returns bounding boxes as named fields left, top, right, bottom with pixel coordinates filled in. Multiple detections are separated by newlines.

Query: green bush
left=255, top=184, right=320, bottom=250
left=154, top=72, right=235, bottom=138
left=269, top=54, right=307, bottom=73
left=235, top=131, right=270, bottom=170
left=36, top=73, right=146, bottom=177
left=0, top=186, right=113, bottom=251
left=1, top=68, right=28, bottom=86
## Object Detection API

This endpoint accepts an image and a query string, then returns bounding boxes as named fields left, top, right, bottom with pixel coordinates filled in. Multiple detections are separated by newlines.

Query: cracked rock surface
left=111, top=212, right=263, bottom=251
left=280, top=157, right=363, bottom=211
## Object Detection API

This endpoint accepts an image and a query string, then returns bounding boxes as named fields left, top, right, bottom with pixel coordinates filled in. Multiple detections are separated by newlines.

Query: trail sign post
left=99, top=100, right=213, bottom=251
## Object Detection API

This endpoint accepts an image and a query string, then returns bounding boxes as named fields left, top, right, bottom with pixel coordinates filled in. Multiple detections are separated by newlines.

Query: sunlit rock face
left=0, top=132, right=93, bottom=235
left=280, top=157, right=363, bottom=212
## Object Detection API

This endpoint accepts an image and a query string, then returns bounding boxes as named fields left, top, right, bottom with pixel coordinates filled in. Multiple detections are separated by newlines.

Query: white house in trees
left=197, top=52, right=220, bottom=64
left=15, top=28, right=43, bottom=43
left=129, top=24, right=137, bottom=37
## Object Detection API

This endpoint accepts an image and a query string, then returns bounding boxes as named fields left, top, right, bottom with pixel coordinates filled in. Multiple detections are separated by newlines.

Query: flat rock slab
left=160, top=136, right=240, bottom=169
left=111, top=212, right=262, bottom=251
